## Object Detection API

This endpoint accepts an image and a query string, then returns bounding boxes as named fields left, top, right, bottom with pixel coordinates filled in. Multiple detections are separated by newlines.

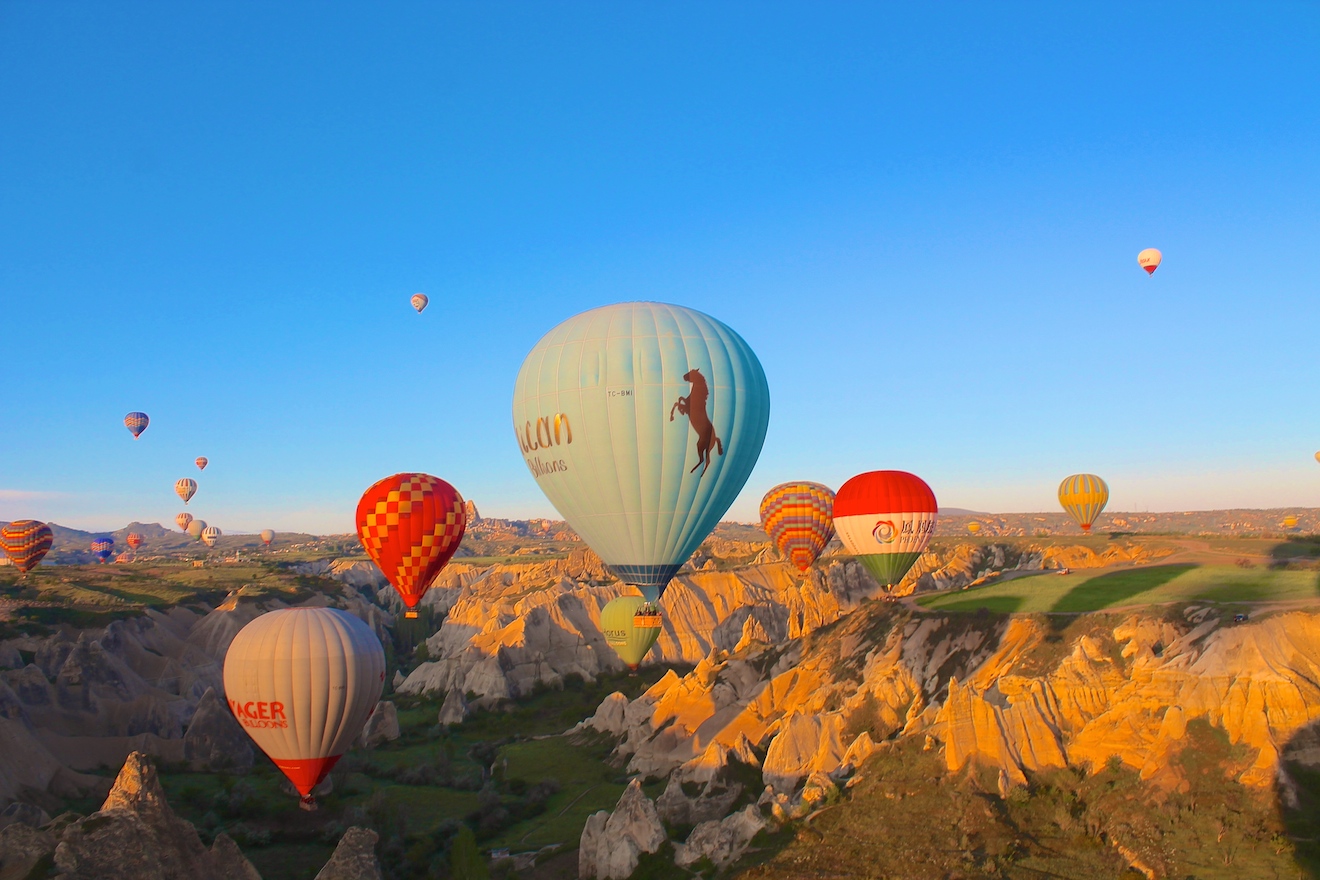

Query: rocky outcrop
left=578, top=779, right=666, bottom=879
left=673, top=805, right=765, bottom=869
left=40, top=751, right=260, bottom=879
left=359, top=701, right=400, bottom=749
left=184, top=687, right=254, bottom=771
left=315, top=826, right=383, bottom=880
left=438, top=687, right=469, bottom=727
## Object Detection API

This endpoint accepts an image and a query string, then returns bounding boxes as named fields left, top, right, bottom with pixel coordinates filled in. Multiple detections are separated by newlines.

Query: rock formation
left=184, top=686, right=254, bottom=771
left=673, top=804, right=765, bottom=869
left=438, top=686, right=470, bottom=726
left=315, top=826, right=383, bottom=880
left=359, top=700, right=400, bottom=749
left=14, top=750, right=262, bottom=879
left=578, top=779, right=666, bottom=879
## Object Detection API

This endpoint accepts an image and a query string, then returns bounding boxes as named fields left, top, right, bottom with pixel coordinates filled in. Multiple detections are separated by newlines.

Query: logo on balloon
left=517, top=413, right=573, bottom=454
left=670, top=368, right=723, bottom=477
left=872, top=520, right=898, bottom=544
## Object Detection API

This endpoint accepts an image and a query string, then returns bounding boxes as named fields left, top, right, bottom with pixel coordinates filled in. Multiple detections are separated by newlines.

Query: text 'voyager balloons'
left=1137, top=248, right=1162, bottom=275
left=223, top=607, right=385, bottom=810
left=759, top=482, right=835, bottom=573
left=124, top=412, right=149, bottom=439
left=1, top=521, right=53, bottom=573
left=411, top=293, right=428, bottom=314
left=512, top=302, right=771, bottom=604
left=175, top=478, right=197, bottom=504
left=260, top=529, right=275, bottom=546
left=600, top=596, right=662, bottom=670
left=196, top=457, right=208, bottom=471
left=1058, top=474, right=1109, bottom=533
left=834, top=471, right=938, bottom=590
left=356, top=474, right=467, bottom=618
left=176, top=512, right=194, bottom=532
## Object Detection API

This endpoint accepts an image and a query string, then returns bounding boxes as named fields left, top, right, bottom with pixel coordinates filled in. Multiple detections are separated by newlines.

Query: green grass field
left=917, top=563, right=1320, bottom=614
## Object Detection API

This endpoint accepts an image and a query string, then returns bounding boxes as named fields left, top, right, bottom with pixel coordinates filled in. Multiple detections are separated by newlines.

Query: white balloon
left=223, top=607, right=385, bottom=808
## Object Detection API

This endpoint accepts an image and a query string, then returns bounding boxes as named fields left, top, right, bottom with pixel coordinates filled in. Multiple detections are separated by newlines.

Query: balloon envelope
left=834, top=471, right=937, bottom=588
left=759, top=482, right=835, bottom=572
left=411, top=293, right=428, bottom=313
left=356, top=474, right=466, bottom=616
left=124, top=412, right=149, bottom=439
left=600, top=596, right=662, bottom=670
left=260, top=529, right=275, bottom=546
left=126, top=533, right=143, bottom=550
left=175, top=479, right=197, bottom=504
left=196, top=457, right=208, bottom=471
left=223, top=607, right=385, bottom=808
left=176, top=512, right=194, bottom=532
left=1137, top=248, right=1162, bottom=275
left=1, top=521, right=53, bottom=573
left=187, top=520, right=206, bottom=540
left=201, top=526, right=221, bottom=547
left=1058, top=474, right=1109, bottom=533
left=1283, top=516, right=1299, bottom=529
left=967, top=522, right=981, bottom=534
left=512, top=302, right=771, bottom=603
left=91, top=537, right=115, bottom=562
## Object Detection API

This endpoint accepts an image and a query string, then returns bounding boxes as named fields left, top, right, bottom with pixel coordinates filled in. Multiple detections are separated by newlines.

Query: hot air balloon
left=967, top=522, right=982, bottom=534
left=411, top=293, right=428, bottom=314
left=357, top=474, right=466, bottom=618
left=223, top=607, right=385, bottom=810
left=260, top=529, right=275, bottom=546
left=512, top=302, right=770, bottom=605
left=114, top=552, right=132, bottom=564
left=834, top=471, right=938, bottom=590
left=175, top=478, right=197, bottom=504
left=176, top=512, right=194, bottom=532
left=1314, top=451, right=1320, bottom=465
left=187, top=520, right=206, bottom=541
left=600, top=596, right=662, bottom=670
left=196, top=457, right=208, bottom=471
left=91, top=537, right=115, bottom=563
left=1283, top=515, right=1299, bottom=529
left=201, top=526, right=221, bottom=548
left=1137, top=248, right=1162, bottom=275
left=126, top=533, right=143, bottom=551
left=1, top=521, right=54, bottom=573
left=124, top=412, right=149, bottom=439
left=759, top=482, right=835, bottom=573
left=1058, top=474, right=1109, bottom=533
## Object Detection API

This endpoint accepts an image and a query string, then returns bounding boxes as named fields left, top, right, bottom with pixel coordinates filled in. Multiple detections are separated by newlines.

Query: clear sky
left=2, top=2, right=1319, bottom=534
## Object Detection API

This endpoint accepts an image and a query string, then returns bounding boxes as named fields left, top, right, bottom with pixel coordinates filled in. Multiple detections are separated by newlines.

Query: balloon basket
left=299, top=795, right=318, bottom=812
left=404, top=610, right=419, bottom=619
left=633, top=612, right=662, bottom=629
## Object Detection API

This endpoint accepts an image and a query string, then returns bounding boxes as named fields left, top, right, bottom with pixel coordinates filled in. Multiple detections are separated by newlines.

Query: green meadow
left=916, top=563, right=1320, bottom=614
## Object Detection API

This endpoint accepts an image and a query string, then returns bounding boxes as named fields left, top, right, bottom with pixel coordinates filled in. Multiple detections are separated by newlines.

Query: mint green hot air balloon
left=600, top=596, right=663, bottom=670
left=513, top=302, right=771, bottom=604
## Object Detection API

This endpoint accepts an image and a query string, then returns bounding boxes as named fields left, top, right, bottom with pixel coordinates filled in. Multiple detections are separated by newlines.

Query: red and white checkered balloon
left=355, top=473, right=466, bottom=613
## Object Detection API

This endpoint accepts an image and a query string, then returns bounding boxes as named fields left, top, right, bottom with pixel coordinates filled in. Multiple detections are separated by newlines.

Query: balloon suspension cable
left=299, top=794, right=318, bottom=812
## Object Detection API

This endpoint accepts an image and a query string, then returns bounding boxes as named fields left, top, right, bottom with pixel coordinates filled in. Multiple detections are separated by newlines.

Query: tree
left=450, top=826, right=489, bottom=880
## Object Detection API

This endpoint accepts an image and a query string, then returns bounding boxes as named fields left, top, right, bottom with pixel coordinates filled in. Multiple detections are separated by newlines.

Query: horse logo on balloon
left=670, top=368, right=724, bottom=476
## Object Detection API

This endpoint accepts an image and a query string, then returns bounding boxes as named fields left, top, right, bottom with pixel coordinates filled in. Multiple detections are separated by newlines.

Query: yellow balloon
left=967, top=522, right=981, bottom=533
left=1059, top=474, right=1109, bottom=533
left=1138, top=248, right=1162, bottom=275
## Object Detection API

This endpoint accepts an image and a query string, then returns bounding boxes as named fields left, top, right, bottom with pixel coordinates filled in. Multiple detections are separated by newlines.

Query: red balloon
left=355, top=473, right=467, bottom=616
left=126, top=533, right=143, bottom=550
left=1, top=521, right=54, bottom=573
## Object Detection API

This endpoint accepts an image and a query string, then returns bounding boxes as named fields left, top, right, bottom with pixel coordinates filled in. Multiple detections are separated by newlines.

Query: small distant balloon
left=124, top=412, right=149, bottom=439
left=175, top=478, right=197, bottom=504
left=1137, top=248, right=1162, bottom=275
left=1314, top=451, right=1320, bottom=465
left=411, top=293, right=428, bottom=313
left=260, top=529, right=275, bottom=546
left=187, top=520, right=206, bottom=541
left=176, top=512, right=194, bottom=532
left=91, top=537, right=115, bottom=563
left=115, top=552, right=132, bottom=564
left=1283, top=515, right=1299, bottom=529
left=201, top=526, right=221, bottom=548
left=126, top=533, right=143, bottom=550
left=1, top=521, right=54, bottom=573
left=196, top=457, right=208, bottom=471
left=967, top=522, right=981, bottom=534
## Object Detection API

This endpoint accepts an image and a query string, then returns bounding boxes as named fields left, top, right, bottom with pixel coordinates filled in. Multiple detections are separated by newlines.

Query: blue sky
left=2, top=2, right=1319, bottom=534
